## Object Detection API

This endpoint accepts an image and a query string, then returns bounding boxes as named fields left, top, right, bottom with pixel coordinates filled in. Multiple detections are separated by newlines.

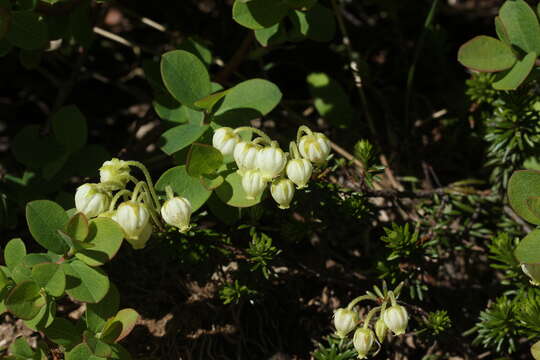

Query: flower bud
left=161, top=197, right=192, bottom=232
left=125, top=222, right=153, bottom=250
left=286, top=158, right=312, bottom=189
left=112, top=201, right=150, bottom=242
left=333, top=308, right=358, bottom=338
left=241, top=169, right=267, bottom=200
left=234, top=141, right=261, bottom=174
left=100, top=158, right=131, bottom=189
left=353, top=328, right=374, bottom=359
left=375, top=317, right=387, bottom=342
left=271, top=178, right=295, bottom=209
left=256, top=145, right=287, bottom=180
left=75, top=183, right=111, bottom=218
left=212, top=127, right=240, bottom=156
left=298, top=132, right=331, bottom=165
left=522, top=264, right=540, bottom=285
left=383, top=305, right=409, bottom=335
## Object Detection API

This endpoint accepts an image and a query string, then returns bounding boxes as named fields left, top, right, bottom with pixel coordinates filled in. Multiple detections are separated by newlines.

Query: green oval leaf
left=8, top=338, right=35, bottom=358
left=63, top=260, right=110, bottom=303
left=161, top=50, right=211, bottom=107
left=255, top=22, right=287, bottom=47
left=86, top=283, right=120, bottom=333
left=307, top=72, right=353, bottom=127
left=212, top=79, right=282, bottom=125
left=457, top=35, right=516, bottom=72
left=66, top=343, right=105, bottom=360
left=75, top=218, right=124, bottom=267
left=155, top=165, right=212, bottom=211
left=493, top=51, right=537, bottom=90
left=4, top=238, right=26, bottom=272
left=101, top=308, right=139, bottom=344
left=66, top=213, right=89, bottom=242
left=289, top=4, right=336, bottom=42
left=26, top=200, right=69, bottom=254
left=186, top=143, right=223, bottom=177
left=32, top=263, right=65, bottom=297
left=232, top=0, right=289, bottom=30
left=5, top=280, right=44, bottom=320
left=52, top=105, right=88, bottom=153
left=12, top=125, right=66, bottom=171
left=516, top=229, right=540, bottom=264
left=160, top=123, right=209, bottom=155
left=43, top=317, right=82, bottom=349
left=25, top=298, right=56, bottom=331
left=499, top=0, right=540, bottom=54
left=508, top=170, right=540, bottom=224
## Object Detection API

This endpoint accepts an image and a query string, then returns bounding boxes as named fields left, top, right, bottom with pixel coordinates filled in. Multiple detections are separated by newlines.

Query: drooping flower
left=241, top=169, right=267, bottom=200
left=333, top=308, right=358, bottom=338
left=298, top=132, right=331, bottom=165
left=270, top=178, right=295, bottom=209
left=234, top=141, right=261, bottom=174
left=256, top=145, right=287, bottom=180
left=353, top=328, right=375, bottom=359
left=161, top=197, right=192, bottom=232
left=75, top=183, right=111, bottom=218
left=286, top=158, right=313, bottom=189
left=112, top=201, right=150, bottom=246
left=99, top=158, right=131, bottom=189
left=382, top=305, right=409, bottom=336
left=212, top=127, right=240, bottom=156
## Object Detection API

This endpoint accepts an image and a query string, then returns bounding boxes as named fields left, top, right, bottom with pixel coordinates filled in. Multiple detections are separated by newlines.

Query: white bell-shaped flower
left=212, top=127, right=240, bottom=156
left=256, top=145, right=287, bottom=180
left=112, top=201, right=150, bottom=242
left=286, top=158, right=313, bottom=189
left=375, top=317, right=388, bottom=341
left=241, top=169, right=267, bottom=200
left=125, top=222, right=153, bottom=250
left=270, top=178, right=295, bottom=209
left=333, top=308, right=358, bottom=338
left=298, top=132, right=331, bottom=165
left=99, top=158, right=131, bottom=189
left=234, top=141, right=261, bottom=174
left=353, top=328, right=375, bottom=359
left=383, top=305, right=409, bottom=335
left=161, top=197, right=192, bottom=232
left=522, top=264, right=540, bottom=285
left=75, top=183, right=111, bottom=218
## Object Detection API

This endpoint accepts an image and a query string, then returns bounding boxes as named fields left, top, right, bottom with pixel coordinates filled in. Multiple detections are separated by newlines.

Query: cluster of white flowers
left=332, top=289, right=409, bottom=359
left=74, top=159, right=192, bottom=250
left=212, top=125, right=331, bottom=209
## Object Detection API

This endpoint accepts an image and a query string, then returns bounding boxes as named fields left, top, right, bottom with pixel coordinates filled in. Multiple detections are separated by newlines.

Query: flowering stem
left=347, top=294, right=378, bottom=310
left=289, top=141, right=301, bottom=159
left=388, top=291, right=397, bottom=307
left=136, top=182, right=164, bottom=230
left=234, top=126, right=272, bottom=143
left=144, top=194, right=165, bottom=231
left=125, top=161, right=161, bottom=210
left=165, top=185, right=175, bottom=200
left=109, top=190, right=132, bottom=211
left=131, top=181, right=146, bottom=202
left=296, top=125, right=313, bottom=144
left=363, top=306, right=382, bottom=329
